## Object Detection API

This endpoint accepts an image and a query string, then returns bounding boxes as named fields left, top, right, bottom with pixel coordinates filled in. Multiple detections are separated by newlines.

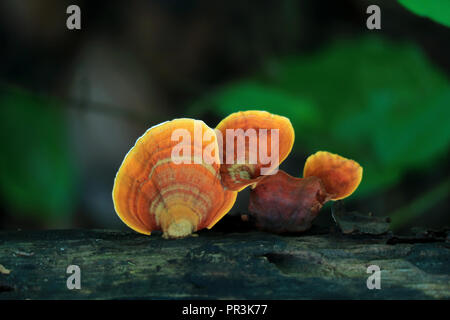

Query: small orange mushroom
left=215, top=110, right=295, bottom=191
left=247, top=151, right=362, bottom=233
left=112, top=119, right=237, bottom=239
left=303, top=151, right=363, bottom=200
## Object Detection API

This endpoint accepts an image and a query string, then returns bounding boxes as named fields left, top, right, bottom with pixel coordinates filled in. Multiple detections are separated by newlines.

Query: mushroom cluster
left=112, top=111, right=362, bottom=238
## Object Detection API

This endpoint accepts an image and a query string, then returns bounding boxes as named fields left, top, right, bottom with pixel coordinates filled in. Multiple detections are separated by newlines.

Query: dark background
left=0, top=0, right=448, bottom=234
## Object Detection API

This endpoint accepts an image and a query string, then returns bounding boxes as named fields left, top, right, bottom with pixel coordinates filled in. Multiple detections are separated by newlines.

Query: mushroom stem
left=160, top=204, right=199, bottom=239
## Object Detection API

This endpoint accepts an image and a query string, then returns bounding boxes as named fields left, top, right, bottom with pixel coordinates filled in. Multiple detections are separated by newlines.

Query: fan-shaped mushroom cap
left=112, top=119, right=237, bottom=238
left=215, top=110, right=295, bottom=191
left=303, top=151, right=363, bottom=200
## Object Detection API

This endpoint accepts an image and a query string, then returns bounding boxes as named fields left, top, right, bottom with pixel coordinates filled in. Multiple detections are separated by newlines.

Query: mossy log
left=0, top=229, right=449, bottom=299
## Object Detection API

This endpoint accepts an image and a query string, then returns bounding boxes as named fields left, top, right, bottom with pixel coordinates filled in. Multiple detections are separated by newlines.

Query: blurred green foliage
left=190, top=37, right=450, bottom=197
left=0, top=86, right=77, bottom=222
left=398, top=0, right=450, bottom=27
left=389, top=178, right=450, bottom=229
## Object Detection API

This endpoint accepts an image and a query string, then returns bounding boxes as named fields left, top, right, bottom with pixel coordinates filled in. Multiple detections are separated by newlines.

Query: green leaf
left=272, top=38, right=450, bottom=194
left=0, top=86, right=77, bottom=221
left=398, top=0, right=450, bottom=27
left=190, top=37, right=450, bottom=196
left=190, top=80, right=321, bottom=131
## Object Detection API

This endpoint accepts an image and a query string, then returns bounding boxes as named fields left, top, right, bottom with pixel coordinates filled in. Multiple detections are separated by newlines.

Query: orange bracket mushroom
left=112, top=119, right=237, bottom=239
left=303, top=151, right=363, bottom=200
left=247, top=151, right=363, bottom=233
left=215, top=110, right=295, bottom=191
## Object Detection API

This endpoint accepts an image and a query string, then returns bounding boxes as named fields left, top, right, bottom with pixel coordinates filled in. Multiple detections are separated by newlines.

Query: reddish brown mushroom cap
left=215, top=110, right=295, bottom=191
left=248, top=170, right=330, bottom=233
left=303, top=151, right=363, bottom=200
left=112, top=119, right=237, bottom=238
